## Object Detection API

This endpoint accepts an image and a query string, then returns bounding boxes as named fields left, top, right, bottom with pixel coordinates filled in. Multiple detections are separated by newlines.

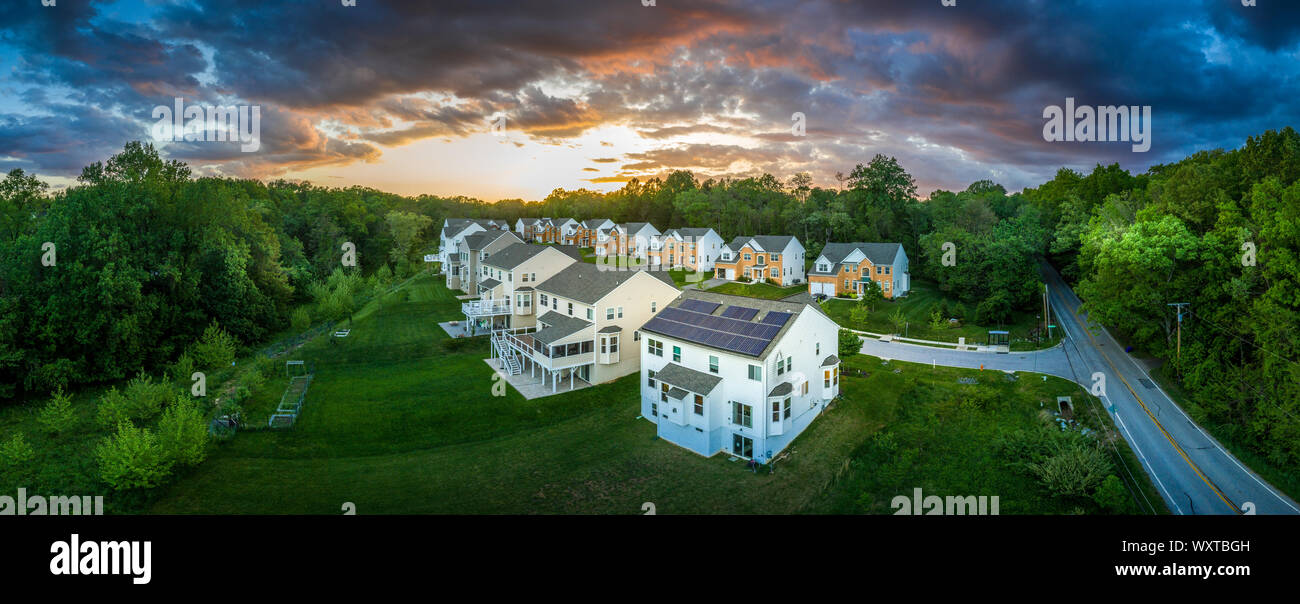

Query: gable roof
left=665, top=227, right=716, bottom=240
left=535, top=263, right=676, bottom=305
left=811, top=242, right=903, bottom=274
left=463, top=229, right=518, bottom=251
left=639, top=289, right=816, bottom=360
left=725, top=235, right=798, bottom=253
left=482, top=243, right=580, bottom=271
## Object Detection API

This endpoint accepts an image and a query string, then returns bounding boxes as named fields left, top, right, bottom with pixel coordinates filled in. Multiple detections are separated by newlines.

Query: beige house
left=450, top=229, right=523, bottom=293
left=491, top=264, right=681, bottom=391
left=463, top=243, right=583, bottom=334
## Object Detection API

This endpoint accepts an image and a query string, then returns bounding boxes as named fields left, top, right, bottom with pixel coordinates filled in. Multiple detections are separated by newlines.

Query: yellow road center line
left=1065, top=296, right=1239, bottom=514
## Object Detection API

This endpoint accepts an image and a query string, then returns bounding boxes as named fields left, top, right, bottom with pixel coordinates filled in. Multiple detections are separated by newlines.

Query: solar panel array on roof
left=760, top=311, right=792, bottom=326
left=643, top=305, right=786, bottom=357
left=720, top=305, right=758, bottom=320
left=680, top=299, right=720, bottom=314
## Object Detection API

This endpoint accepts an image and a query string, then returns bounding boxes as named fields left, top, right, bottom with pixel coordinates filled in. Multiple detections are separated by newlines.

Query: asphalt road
left=856, top=263, right=1298, bottom=515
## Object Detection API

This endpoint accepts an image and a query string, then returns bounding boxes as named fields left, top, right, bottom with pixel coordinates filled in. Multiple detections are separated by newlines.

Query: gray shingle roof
left=666, top=227, right=715, bottom=240
left=811, top=242, right=903, bottom=274
left=597, top=325, right=622, bottom=333
left=483, top=243, right=578, bottom=271
left=464, top=229, right=517, bottom=251
left=478, top=278, right=501, bottom=290
left=533, top=311, right=592, bottom=345
left=725, top=235, right=798, bottom=253
left=535, top=263, right=676, bottom=305
left=640, top=289, right=819, bottom=360
left=821, top=354, right=841, bottom=366
left=666, top=387, right=690, bottom=400
left=654, top=362, right=722, bottom=395
left=768, top=382, right=793, bottom=397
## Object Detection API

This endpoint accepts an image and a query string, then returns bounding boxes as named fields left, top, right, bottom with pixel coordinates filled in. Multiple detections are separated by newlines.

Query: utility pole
left=1168, top=302, right=1190, bottom=373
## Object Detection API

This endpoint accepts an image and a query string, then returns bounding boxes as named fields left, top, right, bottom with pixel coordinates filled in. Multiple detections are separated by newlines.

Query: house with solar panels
left=489, top=263, right=681, bottom=393
left=713, top=235, right=806, bottom=286
left=463, top=243, right=583, bottom=335
left=807, top=242, right=910, bottom=299
left=638, top=290, right=842, bottom=462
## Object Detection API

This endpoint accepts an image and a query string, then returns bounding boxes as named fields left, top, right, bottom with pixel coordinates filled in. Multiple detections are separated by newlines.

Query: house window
left=802, top=382, right=809, bottom=395
left=709, top=355, right=719, bottom=374
left=651, top=402, right=658, bottom=417
left=748, top=365, right=761, bottom=381
left=731, top=402, right=752, bottom=428
left=617, top=307, right=624, bottom=318
left=661, top=383, right=669, bottom=403
left=606, top=307, right=615, bottom=320
left=694, top=395, right=704, bottom=416
left=769, top=268, right=778, bottom=278
left=785, top=357, right=793, bottom=373
left=540, top=294, right=548, bottom=306
left=744, top=253, right=752, bottom=261
left=552, top=297, right=558, bottom=310
left=568, top=302, right=573, bottom=316
left=771, top=253, right=780, bottom=262
left=587, top=308, right=593, bottom=320
left=672, top=346, right=681, bottom=362
left=522, top=273, right=529, bottom=283
left=834, top=367, right=839, bottom=385
left=776, top=357, right=785, bottom=376
left=651, top=301, right=657, bottom=313
left=818, top=263, right=828, bottom=272
left=648, top=369, right=656, bottom=388
left=771, top=401, right=781, bottom=423
left=508, top=272, right=513, bottom=281
left=649, top=339, right=663, bottom=357
left=784, top=398, right=792, bottom=419
left=824, top=369, right=831, bottom=388
left=516, top=294, right=531, bottom=308
left=816, top=342, right=820, bottom=355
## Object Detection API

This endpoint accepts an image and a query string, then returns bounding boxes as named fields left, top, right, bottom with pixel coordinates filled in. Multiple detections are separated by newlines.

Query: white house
left=713, top=235, right=806, bottom=286
left=490, top=263, right=681, bottom=392
left=637, top=289, right=841, bottom=463
left=807, top=242, right=910, bottom=299
left=439, top=219, right=502, bottom=278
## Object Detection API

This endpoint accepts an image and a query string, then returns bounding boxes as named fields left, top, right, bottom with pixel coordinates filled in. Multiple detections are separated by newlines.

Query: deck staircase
left=492, top=332, right=523, bottom=375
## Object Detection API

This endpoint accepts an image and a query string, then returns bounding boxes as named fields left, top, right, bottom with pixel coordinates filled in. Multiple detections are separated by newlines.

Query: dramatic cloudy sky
left=1, top=0, right=1298, bottom=200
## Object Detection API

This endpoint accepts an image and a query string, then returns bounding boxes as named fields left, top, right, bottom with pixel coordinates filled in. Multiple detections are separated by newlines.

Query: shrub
left=168, top=353, right=196, bottom=384
left=0, top=432, right=35, bottom=472
left=928, top=308, right=945, bottom=331
left=36, top=386, right=78, bottom=436
left=1093, top=474, right=1132, bottom=513
left=290, top=307, right=312, bottom=331
left=96, top=421, right=172, bottom=490
left=188, top=322, right=238, bottom=369
left=157, top=396, right=210, bottom=468
left=1028, top=440, right=1112, bottom=498
left=96, top=372, right=174, bottom=428
left=837, top=329, right=860, bottom=358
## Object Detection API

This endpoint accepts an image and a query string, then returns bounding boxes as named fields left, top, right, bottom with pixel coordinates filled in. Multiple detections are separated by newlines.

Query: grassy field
left=706, top=280, right=808, bottom=300
left=143, top=272, right=1162, bottom=514
left=821, top=279, right=1061, bottom=350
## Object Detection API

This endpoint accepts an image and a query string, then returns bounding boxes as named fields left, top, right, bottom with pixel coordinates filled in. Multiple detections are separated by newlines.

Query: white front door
left=726, top=269, right=735, bottom=280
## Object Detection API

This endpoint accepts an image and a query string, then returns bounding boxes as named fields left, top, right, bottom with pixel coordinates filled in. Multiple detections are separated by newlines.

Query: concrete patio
left=483, top=358, right=592, bottom=400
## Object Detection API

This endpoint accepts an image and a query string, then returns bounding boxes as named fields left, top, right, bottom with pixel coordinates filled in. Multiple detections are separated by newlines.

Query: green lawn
left=821, top=279, right=1061, bottom=350
left=706, top=280, right=808, bottom=300
left=141, top=273, right=1162, bottom=514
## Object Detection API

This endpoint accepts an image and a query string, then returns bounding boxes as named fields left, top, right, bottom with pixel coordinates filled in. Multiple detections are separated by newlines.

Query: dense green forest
left=2, top=128, right=1298, bottom=475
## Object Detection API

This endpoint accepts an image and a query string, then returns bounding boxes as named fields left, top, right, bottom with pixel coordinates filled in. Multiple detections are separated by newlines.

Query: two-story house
left=490, top=263, right=680, bottom=393
left=609, top=222, right=661, bottom=259
left=440, top=219, right=503, bottom=280
left=452, top=229, right=524, bottom=293
left=807, top=242, right=910, bottom=299
left=713, top=236, right=806, bottom=286
left=567, top=219, right=614, bottom=247
left=637, top=290, right=841, bottom=462
left=463, top=243, right=583, bottom=334
left=515, top=218, right=543, bottom=242
left=654, top=227, right=725, bottom=271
